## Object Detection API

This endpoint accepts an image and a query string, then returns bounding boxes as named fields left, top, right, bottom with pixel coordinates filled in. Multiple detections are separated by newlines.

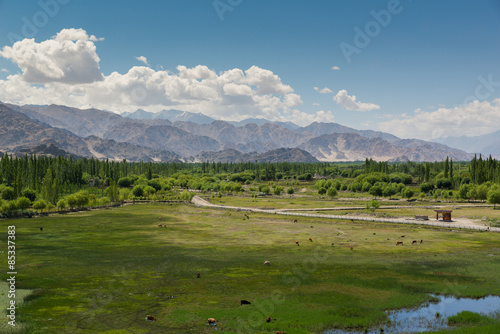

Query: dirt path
left=191, top=196, right=500, bottom=232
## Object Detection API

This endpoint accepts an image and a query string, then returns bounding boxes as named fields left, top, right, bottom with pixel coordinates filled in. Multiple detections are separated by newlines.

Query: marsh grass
left=1, top=203, right=499, bottom=333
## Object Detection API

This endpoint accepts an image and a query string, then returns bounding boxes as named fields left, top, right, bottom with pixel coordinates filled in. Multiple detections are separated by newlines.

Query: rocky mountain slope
left=0, top=102, right=474, bottom=162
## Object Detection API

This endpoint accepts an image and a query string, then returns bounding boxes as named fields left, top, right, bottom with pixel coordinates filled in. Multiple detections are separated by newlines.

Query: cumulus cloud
left=333, top=89, right=380, bottom=112
left=1, top=69, right=8, bottom=73
left=0, top=28, right=317, bottom=124
left=0, top=28, right=104, bottom=84
left=136, top=56, right=149, bottom=66
left=331, top=66, right=340, bottom=70
left=378, top=99, right=500, bottom=140
left=314, top=86, right=333, bottom=94
left=313, top=102, right=320, bottom=106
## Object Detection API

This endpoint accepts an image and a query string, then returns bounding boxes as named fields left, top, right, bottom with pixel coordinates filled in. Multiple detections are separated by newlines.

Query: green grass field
left=1, top=203, right=499, bottom=333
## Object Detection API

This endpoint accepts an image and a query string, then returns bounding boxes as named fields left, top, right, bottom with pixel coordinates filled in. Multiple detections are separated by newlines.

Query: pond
left=324, top=295, right=500, bottom=334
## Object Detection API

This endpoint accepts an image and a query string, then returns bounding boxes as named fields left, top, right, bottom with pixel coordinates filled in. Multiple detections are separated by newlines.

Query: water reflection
left=325, top=295, right=500, bottom=334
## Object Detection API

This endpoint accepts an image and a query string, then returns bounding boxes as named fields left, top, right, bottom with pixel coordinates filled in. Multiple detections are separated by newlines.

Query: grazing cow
left=264, top=261, right=270, bottom=265
left=331, top=242, right=334, bottom=246
left=241, top=300, right=251, bottom=305
left=396, top=241, right=403, bottom=246
left=244, top=213, right=249, bottom=219
left=266, top=316, right=271, bottom=323
left=197, top=272, right=200, bottom=278
left=146, top=315, right=156, bottom=322
left=293, top=219, right=298, bottom=223
left=295, top=241, right=300, bottom=246
left=158, top=224, right=162, bottom=227
left=350, top=219, right=354, bottom=222
left=208, top=318, right=216, bottom=324
left=350, top=246, right=353, bottom=251
left=309, top=238, right=313, bottom=242
left=40, top=227, right=43, bottom=231
left=412, top=240, right=417, bottom=244
left=401, top=235, right=405, bottom=238
left=420, top=239, right=423, bottom=244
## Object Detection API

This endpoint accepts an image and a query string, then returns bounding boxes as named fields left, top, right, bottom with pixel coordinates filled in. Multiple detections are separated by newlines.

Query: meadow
left=1, top=201, right=500, bottom=333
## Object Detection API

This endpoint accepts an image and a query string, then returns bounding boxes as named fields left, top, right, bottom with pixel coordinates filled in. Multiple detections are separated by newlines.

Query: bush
left=180, top=190, right=195, bottom=201
left=132, top=185, right=144, bottom=198
left=287, top=187, right=294, bottom=195
left=366, top=199, right=380, bottom=212
left=419, top=182, right=434, bottom=193
left=0, top=186, right=16, bottom=200
left=436, top=178, right=453, bottom=189
left=22, top=188, right=36, bottom=202
left=326, top=187, right=338, bottom=199
left=117, top=177, right=134, bottom=188
left=369, top=186, right=383, bottom=198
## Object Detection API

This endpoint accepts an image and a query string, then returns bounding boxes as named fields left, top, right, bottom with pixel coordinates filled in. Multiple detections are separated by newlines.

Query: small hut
left=434, top=210, right=452, bottom=221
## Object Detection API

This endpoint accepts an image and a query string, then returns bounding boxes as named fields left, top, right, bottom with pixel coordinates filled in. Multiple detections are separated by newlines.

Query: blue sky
left=0, top=0, right=499, bottom=139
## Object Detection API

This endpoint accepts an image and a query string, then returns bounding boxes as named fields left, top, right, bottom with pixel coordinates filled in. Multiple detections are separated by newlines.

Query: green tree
left=16, top=197, right=31, bottom=213
left=326, top=187, right=338, bottom=199
left=0, top=186, right=16, bottom=200
left=369, top=186, right=383, bottom=198
left=132, top=185, right=144, bottom=198
left=287, top=187, right=295, bottom=195
left=273, top=186, right=284, bottom=196
left=41, top=169, right=58, bottom=204
left=33, top=200, right=47, bottom=212
left=487, top=189, right=500, bottom=209
left=22, top=188, right=36, bottom=202
left=57, top=199, right=67, bottom=211
left=366, top=199, right=380, bottom=213
left=476, top=184, right=488, bottom=202
left=106, top=181, right=119, bottom=202
left=403, top=188, right=414, bottom=200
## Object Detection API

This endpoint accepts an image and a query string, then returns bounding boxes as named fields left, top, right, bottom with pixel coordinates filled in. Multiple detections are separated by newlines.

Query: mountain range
left=0, top=102, right=475, bottom=163
left=434, top=131, right=500, bottom=158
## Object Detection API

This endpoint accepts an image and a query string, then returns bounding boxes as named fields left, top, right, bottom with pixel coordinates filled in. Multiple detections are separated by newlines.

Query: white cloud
left=378, top=99, right=500, bottom=140
left=1, top=69, right=8, bottom=73
left=331, top=66, right=340, bottom=70
left=333, top=89, right=380, bottom=112
left=0, top=28, right=104, bottom=84
left=136, top=56, right=149, bottom=66
left=0, top=28, right=318, bottom=125
left=313, top=102, right=320, bottom=106
left=53, top=28, right=104, bottom=42
left=314, top=86, right=333, bottom=94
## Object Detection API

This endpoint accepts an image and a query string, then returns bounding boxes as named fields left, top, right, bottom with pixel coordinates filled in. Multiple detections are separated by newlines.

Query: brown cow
left=264, top=261, right=271, bottom=265
left=158, top=224, right=162, bottom=227
left=396, top=241, right=403, bottom=246
left=266, top=316, right=271, bottom=323
left=293, top=219, right=298, bottom=223
left=295, top=241, right=300, bottom=246
left=197, top=272, right=200, bottom=278
left=350, top=246, right=353, bottom=250
left=412, top=240, right=417, bottom=244
left=309, top=238, right=313, bottom=242
left=146, top=315, right=156, bottom=322
left=208, top=318, right=216, bottom=324
left=331, top=242, right=334, bottom=246
left=401, top=235, right=405, bottom=238
left=420, top=239, right=423, bottom=243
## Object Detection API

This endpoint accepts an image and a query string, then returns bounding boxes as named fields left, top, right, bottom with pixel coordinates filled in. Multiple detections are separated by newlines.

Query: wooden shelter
left=434, top=210, right=452, bottom=221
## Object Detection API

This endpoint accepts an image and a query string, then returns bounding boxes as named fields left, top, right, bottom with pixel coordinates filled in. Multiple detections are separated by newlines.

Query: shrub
left=366, top=199, right=380, bottom=212
left=22, top=188, right=36, bottom=202
left=57, top=199, right=67, bottom=210
left=117, top=177, right=134, bottom=187
left=16, top=197, right=31, bottom=212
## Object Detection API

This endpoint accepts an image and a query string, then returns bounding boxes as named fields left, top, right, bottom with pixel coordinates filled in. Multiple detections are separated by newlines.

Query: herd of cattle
left=149, top=213, right=425, bottom=333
